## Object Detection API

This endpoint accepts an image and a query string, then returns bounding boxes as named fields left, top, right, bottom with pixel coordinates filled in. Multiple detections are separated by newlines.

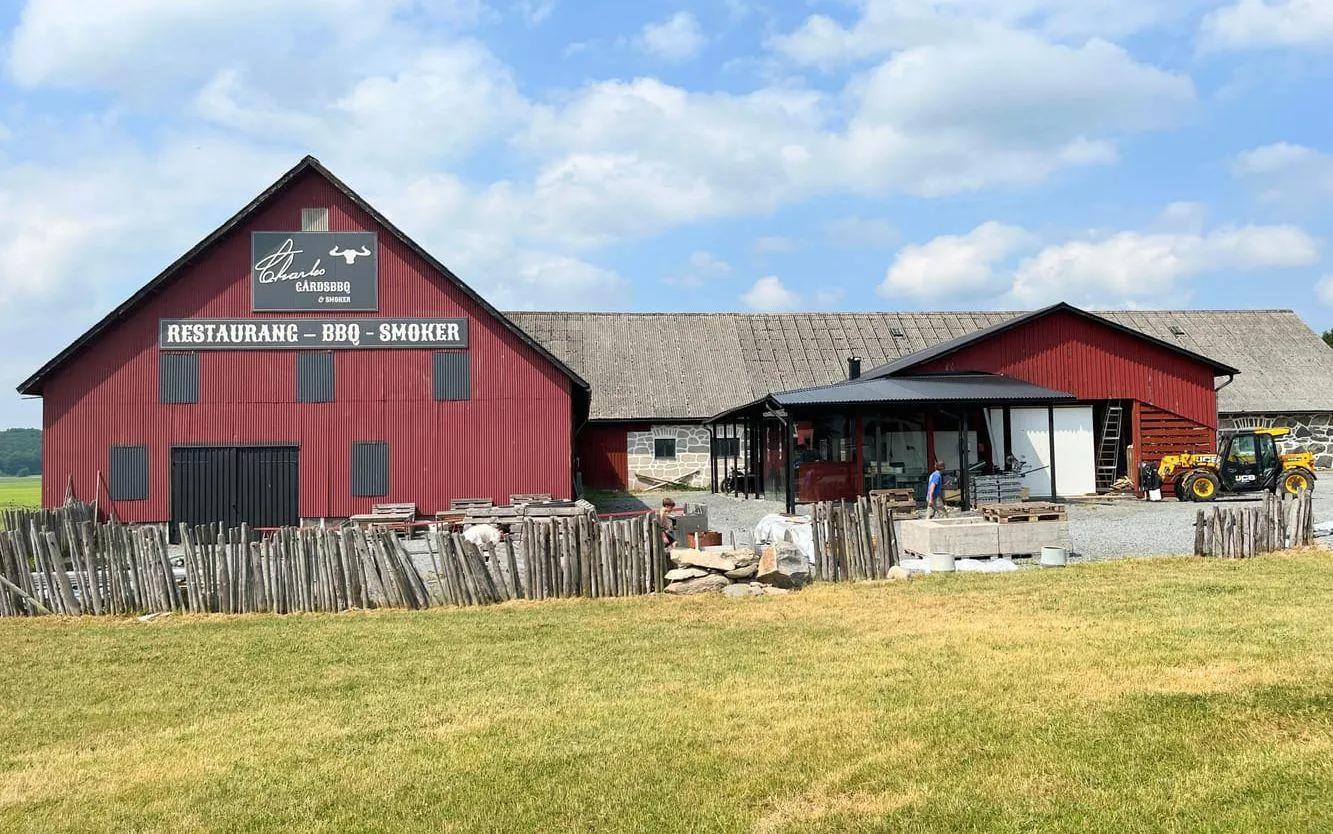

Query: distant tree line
left=0, top=428, right=40, bottom=476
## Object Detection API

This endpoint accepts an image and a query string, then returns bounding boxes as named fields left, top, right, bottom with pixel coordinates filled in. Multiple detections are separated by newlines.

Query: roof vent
left=1168, top=324, right=1185, bottom=337
left=848, top=356, right=862, bottom=380
left=890, top=328, right=906, bottom=338
left=301, top=207, right=329, bottom=232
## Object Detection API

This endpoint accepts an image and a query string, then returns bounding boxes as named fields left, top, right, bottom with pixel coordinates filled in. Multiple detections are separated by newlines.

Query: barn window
left=108, top=445, right=148, bottom=501
left=351, top=442, right=389, bottom=497
left=433, top=352, right=470, bottom=401
left=297, top=352, right=334, bottom=403
left=301, top=207, right=329, bottom=232
left=159, top=353, right=199, bottom=404
left=712, top=436, right=740, bottom=458
left=654, top=438, right=677, bottom=459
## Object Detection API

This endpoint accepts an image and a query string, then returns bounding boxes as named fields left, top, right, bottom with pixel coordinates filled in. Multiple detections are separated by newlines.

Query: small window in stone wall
left=712, top=436, right=740, bottom=458
left=654, top=438, right=676, bottom=459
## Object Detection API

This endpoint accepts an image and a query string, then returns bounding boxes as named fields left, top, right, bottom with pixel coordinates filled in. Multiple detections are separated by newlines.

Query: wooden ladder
left=1096, top=403, right=1124, bottom=492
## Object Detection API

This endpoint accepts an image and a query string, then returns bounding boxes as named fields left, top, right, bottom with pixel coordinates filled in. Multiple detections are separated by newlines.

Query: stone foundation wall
left=1218, top=413, right=1333, bottom=470
left=627, top=424, right=747, bottom=489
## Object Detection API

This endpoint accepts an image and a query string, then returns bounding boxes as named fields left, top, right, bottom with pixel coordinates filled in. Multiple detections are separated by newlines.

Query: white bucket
left=1147, top=488, right=1162, bottom=502
left=1039, top=546, right=1068, bottom=567
left=927, top=552, right=956, bottom=573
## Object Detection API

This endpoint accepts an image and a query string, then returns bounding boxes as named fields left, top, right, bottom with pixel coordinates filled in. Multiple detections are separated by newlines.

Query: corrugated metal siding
left=159, top=353, right=199, bottom=404
left=432, top=351, right=470, bottom=401
left=108, top=445, right=148, bottom=500
left=296, top=352, right=334, bottom=403
left=350, top=441, right=388, bottom=496
left=40, top=170, right=574, bottom=520
left=913, top=309, right=1219, bottom=428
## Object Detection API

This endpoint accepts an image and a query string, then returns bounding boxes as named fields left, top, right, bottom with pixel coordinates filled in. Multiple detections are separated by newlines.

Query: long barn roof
left=506, top=308, right=1333, bottom=420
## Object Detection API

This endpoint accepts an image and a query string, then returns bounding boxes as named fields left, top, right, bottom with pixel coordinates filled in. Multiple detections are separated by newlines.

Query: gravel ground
left=589, top=487, right=1333, bottom=562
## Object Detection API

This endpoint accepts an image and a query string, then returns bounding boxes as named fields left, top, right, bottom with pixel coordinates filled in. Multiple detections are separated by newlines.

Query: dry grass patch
left=1, top=553, right=1332, bottom=832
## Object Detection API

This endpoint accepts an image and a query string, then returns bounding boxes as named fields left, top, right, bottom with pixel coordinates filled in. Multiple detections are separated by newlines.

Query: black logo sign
left=252, top=232, right=379, bottom=311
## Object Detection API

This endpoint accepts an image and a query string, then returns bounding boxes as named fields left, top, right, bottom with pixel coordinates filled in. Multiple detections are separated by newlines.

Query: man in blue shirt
left=927, top=461, right=947, bottom=518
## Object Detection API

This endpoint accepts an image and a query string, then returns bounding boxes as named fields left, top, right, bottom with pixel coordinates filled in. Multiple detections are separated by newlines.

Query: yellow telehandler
left=1153, top=427, right=1316, bottom=502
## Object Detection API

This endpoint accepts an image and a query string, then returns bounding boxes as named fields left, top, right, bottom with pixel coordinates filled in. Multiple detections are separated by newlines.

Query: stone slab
left=900, top=517, right=1001, bottom=558
left=901, top=516, right=1072, bottom=558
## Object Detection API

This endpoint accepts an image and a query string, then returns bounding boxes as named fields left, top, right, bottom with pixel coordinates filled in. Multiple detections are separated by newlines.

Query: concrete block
left=900, top=517, right=1001, bottom=558
left=996, top=520, right=1072, bottom=556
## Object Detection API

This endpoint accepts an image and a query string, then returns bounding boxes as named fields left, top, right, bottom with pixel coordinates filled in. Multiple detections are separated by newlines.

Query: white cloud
left=824, top=215, right=898, bottom=248
left=879, top=215, right=1321, bottom=308
left=637, top=11, right=707, bottom=61
left=7, top=0, right=484, bottom=94
left=516, top=0, right=555, bottom=26
left=880, top=222, right=1033, bottom=300
left=1316, top=275, right=1333, bottom=306
left=1233, top=142, right=1333, bottom=203
left=1201, top=0, right=1333, bottom=51
left=191, top=42, right=529, bottom=169
left=768, top=0, right=1198, bottom=69
left=742, top=275, right=803, bottom=311
left=840, top=29, right=1191, bottom=196
left=664, top=250, right=732, bottom=288
left=1009, top=224, right=1320, bottom=307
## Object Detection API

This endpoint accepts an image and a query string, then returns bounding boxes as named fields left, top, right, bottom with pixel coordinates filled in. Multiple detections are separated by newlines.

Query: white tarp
left=899, top=557, right=1020, bottom=574
left=753, top=513, right=815, bottom=562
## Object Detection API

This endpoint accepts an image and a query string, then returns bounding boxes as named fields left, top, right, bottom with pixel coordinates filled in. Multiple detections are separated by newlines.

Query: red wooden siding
left=40, top=168, right=574, bottom=520
left=912, top=309, right=1221, bottom=429
left=576, top=423, right=644, bottom=490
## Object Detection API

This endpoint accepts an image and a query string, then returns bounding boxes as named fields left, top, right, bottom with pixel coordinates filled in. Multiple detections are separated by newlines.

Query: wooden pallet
left=978, top=502, right=1067, bottom=523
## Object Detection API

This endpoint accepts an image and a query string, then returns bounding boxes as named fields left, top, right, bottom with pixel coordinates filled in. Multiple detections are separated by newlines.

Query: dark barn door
left=171, top=446, right=299, bottom=531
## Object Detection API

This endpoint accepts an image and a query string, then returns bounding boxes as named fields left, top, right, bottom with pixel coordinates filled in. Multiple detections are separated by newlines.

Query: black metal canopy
left=708, top=372, right=1074, bottom=422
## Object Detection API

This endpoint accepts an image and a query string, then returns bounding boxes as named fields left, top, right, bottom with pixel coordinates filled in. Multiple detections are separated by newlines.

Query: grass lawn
left=0, top=475, right=39, bottom=510
left=2, top=554, right=1332, bottom=832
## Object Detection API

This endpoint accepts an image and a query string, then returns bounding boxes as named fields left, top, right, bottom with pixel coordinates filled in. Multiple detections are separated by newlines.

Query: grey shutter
left=109, top=445, right=148, bottom=501
left=351, top=442, right=389, bottom=497
left=297, top=352, right=334, bottom=402
left=301, top=207, right=329, bottom=231
left=159, top=353, right=199, bottom=404
left=433, top=352, right=470, bottom=401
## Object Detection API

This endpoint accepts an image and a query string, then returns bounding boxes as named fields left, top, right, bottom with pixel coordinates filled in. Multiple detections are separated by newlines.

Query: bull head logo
left=329, top=244, right=372, bottom=265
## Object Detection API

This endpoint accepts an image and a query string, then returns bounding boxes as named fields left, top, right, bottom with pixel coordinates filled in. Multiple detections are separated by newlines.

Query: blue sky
left=3, top=0, right=1333, bottom=428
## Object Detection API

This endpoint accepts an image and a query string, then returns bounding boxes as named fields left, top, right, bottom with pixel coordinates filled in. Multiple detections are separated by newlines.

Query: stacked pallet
left=971, top=472, right=1025, bottom=505
left=978, top=502, right=1067, bottom=523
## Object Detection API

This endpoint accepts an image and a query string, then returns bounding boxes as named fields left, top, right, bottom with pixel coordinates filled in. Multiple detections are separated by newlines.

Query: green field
left=0, top=475, right=39, bottom=510
left=1, top=553, right=1331, bottom=832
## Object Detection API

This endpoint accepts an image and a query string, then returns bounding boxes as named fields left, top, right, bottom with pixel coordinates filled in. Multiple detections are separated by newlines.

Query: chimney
left=847, top=356, right=862, bottom=380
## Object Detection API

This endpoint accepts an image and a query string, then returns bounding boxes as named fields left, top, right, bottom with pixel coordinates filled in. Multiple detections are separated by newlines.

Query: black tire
left=1280, top=468, right=1315, bottom=496
left=1184, top=471, right=1220, bottom=502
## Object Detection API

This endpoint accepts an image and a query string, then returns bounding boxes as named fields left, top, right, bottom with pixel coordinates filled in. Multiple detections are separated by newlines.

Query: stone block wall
left=627, top=424, right=747, bottom=489
left=1218, top=412, right=1333, bottom=470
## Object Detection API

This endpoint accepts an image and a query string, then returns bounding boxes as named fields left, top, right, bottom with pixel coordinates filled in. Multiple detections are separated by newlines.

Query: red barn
left=18, top=156, right=588, bottom=526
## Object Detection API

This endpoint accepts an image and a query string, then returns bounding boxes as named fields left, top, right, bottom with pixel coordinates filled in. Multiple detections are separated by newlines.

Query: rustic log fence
left=0, top=508, right=668, bottom=617
left=1194, top=490, right=1315, bottom=558
left=811, top=495, right=900, bottom=581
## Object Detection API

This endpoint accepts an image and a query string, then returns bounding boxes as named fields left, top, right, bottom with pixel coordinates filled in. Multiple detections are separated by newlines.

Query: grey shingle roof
left=506, top=309, right=1333, bottom=420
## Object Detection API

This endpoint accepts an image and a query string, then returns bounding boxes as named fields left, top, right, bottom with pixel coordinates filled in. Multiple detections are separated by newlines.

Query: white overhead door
left=1000, top=406, right=1096, bottom=498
